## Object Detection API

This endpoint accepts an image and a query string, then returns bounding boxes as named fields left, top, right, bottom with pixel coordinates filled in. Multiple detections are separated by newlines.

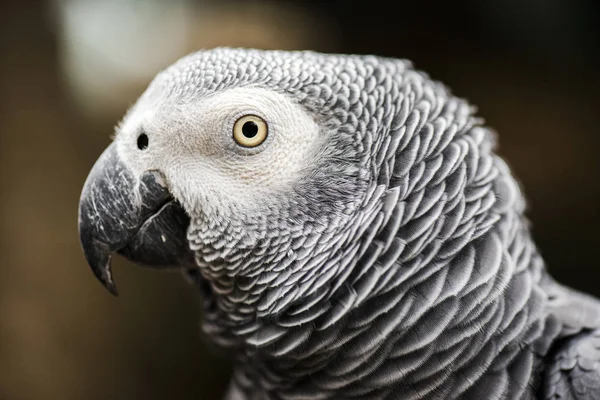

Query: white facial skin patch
left=116, top=87, right=324, bottom=216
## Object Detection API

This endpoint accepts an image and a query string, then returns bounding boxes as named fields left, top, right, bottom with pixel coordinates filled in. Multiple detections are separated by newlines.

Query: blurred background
left=0, top=0, right=598, bottom=399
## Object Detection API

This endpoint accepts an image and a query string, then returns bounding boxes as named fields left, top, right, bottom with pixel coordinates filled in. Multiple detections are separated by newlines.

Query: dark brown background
left=0, top=0, right=598, bottom=399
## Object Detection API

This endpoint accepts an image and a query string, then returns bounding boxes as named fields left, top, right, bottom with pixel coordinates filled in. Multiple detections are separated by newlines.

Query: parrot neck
left=194, top=158, right=553, bottom=399
left=211, top=216, right=551, bottom=399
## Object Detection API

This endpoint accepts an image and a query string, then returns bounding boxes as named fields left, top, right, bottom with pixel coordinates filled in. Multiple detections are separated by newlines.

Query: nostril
left=137, top=133, right=149, bottom=150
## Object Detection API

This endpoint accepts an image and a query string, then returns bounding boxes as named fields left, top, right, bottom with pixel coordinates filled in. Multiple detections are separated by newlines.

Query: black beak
left=78, top=142, right=194, bottom=295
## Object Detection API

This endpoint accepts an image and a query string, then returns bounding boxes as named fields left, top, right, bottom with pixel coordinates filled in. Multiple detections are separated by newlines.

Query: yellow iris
left=233, top=115, right=268, bottom=147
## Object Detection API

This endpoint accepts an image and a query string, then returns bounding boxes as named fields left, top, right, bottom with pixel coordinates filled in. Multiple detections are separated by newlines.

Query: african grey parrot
left=78, top=48, right=600, bottom=400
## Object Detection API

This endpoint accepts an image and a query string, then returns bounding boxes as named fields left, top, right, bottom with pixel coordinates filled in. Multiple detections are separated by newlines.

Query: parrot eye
left=233, top=115, right=268, bottom=147
left=137, top=133, right=149, bottom=150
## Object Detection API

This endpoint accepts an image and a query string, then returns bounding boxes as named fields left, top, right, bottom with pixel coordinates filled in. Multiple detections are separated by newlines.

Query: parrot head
left=79, top=48, right=496, bottom=326
left=78, top=48, right=387, bottom=302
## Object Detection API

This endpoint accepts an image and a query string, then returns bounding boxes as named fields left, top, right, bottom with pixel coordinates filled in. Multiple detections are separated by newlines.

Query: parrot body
left=78, top=48, right=600, bottom=399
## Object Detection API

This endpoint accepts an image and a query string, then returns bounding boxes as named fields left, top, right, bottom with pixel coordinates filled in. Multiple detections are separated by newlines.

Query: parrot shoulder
left=542, top=275, right=600, bottom=400
left=544, top=329, right=600, bottom=400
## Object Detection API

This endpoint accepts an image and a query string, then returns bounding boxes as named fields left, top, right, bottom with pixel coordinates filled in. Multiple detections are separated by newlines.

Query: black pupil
left=242, top=121, right=258, bottom=138
left=137, top=133, right=149, bottom=150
